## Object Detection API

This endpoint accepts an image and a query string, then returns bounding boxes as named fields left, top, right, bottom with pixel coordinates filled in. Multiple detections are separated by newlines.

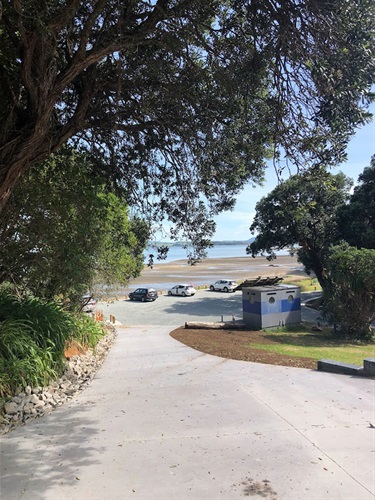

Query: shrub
left=0, top=288, right=75, bottom=395
left=323, top=244, right=375, bottom=341
left=72, top=314, right=105, bottom=351
left=0, top=290, right=74, bottom=365
left=0, top=320, right=58, bottom=396
left=0, top=286, right=107, bottom=397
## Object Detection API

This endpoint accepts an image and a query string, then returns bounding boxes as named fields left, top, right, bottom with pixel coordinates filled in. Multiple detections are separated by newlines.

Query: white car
left=82, top=294, right=97, bottom=312
left=168, top=284, right=196, bottom=297
left=209, top=279, right=238, bottom=292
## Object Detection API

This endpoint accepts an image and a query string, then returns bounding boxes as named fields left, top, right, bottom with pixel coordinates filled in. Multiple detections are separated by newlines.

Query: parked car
left=168, top=284, right=196, bottom=297
left=129, top=287, right=158, bottom=302
left=82, top=294, right=97, bottom=312
left=209, top=279, right=238, bottom=292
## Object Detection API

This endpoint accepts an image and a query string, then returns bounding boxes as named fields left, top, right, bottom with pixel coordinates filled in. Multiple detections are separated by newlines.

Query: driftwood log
left=185, top=321, right=246, bottom=330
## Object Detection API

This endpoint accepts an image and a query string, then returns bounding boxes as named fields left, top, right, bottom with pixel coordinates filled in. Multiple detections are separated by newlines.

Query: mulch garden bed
left=170, top=327, right=317, bottom=369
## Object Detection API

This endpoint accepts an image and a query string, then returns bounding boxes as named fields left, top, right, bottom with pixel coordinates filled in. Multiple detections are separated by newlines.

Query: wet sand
left=126, top=254, right=307, bottom=291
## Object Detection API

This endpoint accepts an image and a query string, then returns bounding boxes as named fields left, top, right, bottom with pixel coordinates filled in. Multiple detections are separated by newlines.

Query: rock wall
left=0, top=326, right=117, bottom=436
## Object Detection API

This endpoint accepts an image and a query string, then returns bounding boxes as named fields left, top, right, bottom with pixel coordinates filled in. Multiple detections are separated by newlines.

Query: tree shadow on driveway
left=1, top=402, right=104, bottom=498
left=163, top=292, right=243, bottom=322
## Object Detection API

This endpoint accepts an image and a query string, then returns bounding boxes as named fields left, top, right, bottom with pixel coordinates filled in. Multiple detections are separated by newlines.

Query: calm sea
left=145, top=244, right=288, bottom=263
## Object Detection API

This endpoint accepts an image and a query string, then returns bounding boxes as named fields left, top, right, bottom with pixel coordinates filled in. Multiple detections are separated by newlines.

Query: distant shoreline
left=126, top=254, right=306, bottom=291
left=148, top=240, right=253, bottom=246
left=144, top=242, right=290, bottom=264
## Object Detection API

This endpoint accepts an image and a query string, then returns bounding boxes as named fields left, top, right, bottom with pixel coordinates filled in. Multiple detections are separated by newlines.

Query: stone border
left=0, top=326, right=118, bottom=436
left=317, top=358, right=375, bottom=377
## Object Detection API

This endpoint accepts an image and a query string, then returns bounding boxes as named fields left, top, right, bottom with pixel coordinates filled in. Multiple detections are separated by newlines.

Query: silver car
left=209, top=279, right=238, bottom=292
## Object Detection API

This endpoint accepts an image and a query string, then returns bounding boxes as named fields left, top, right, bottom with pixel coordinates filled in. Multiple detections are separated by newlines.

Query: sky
left=212, top=105, right=375, bottom=241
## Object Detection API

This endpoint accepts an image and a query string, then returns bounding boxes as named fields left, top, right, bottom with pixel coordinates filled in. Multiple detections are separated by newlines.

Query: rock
left=4, top=402, right=18, bottom=415
left=0, top=326, right=117, bottom=436
left=33, top=400, right=45, bottom=409
left=23, top=403, right=34, bottom=414
left=29, top=394, right=41, bottom=405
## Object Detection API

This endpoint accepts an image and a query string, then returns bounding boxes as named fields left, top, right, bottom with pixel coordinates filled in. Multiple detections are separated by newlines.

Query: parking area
left=99, top=289, right=321, bottom=326
left=100, top=288, right=243, bottom=326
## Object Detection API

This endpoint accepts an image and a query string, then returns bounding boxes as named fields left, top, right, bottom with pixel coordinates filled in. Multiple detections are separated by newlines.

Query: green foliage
left=0, top=287, right=107, bottom=396
left=248, top=169, right=352, bottom=288
left=95, top=193, right=148, bottom=285
left=323, top=244, right=375, bottom=341
left=0, top=0, right=374, bottom=243
left=0, top=289, right=74, bottom=365
left=0, top=148, right=149, bottom=302
left=0, top=320, right=58, bottom=396
left=337, top=155, right=375, bottom=249
left=0, top=288, right=72, bottom=395
left=72, top=314, right=106, bottom=351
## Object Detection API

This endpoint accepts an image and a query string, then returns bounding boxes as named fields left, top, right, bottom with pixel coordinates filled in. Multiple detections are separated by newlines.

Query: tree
left=0, top=0, right=374, bottom=240
left=322, top=243, right=375, bottom=341
left=337, top=156, right=375, bottom=249
left=247, top=170, right=352, bottom=288
left=0, top=148, right=149, bottom=302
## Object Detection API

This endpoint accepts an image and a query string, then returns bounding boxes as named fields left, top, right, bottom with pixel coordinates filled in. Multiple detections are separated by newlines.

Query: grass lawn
left=282, top=276, right=322, bottom=292
left=170, top=322, right=375, bottom=369
left=251, top=324, right=375, bottom=366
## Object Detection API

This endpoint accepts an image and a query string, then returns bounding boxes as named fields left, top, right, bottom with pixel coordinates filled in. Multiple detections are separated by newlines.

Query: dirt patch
left=64, top=339, right=87, bottom=358
left=170, top=327, right=317, bottom=369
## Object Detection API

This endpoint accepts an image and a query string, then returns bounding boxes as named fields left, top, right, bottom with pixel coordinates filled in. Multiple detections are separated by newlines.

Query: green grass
left=282, top=276, right=321, bottom=292
left=248, top=324, right=375, bottom=366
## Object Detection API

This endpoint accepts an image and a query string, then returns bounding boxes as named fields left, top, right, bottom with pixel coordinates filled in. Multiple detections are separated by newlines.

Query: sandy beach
left=125, top=254, right=307, bottom=292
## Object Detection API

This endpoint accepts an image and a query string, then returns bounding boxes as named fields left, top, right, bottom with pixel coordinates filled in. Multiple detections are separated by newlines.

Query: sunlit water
left=145, top=243, right=289, bottom=263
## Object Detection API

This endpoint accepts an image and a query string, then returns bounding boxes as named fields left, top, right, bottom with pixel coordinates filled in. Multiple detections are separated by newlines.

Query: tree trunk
left=0, top=161, right=27, bottom=214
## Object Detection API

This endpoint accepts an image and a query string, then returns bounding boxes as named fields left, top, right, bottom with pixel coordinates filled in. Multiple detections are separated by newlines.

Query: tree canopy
left=337, top=155, right=375, bottom=249
left=0, top=148, right=149, bottom=302
left=0, top=0, right=374, bottom=238
left=247, top=170, right=352, bottom=288
left=322, top=243, right=375, bottom=341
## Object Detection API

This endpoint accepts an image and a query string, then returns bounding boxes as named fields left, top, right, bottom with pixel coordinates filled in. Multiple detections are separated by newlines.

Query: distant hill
left=149, top=238, right=255, bottom=247
left=211, top=238, right=255, bottom=245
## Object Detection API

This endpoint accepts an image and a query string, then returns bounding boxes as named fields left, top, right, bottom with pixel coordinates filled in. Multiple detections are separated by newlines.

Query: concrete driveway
left=1, top=325, right=374, bottom=499
left=98, top=290, right=323, bottom=326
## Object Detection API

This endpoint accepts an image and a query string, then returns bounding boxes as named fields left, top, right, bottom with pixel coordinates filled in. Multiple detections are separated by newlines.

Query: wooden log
left=185, top=321, right=246, bottom=330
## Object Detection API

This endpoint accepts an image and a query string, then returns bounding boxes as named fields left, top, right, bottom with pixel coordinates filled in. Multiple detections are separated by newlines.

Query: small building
left=242, top=285, right=301, bottom=329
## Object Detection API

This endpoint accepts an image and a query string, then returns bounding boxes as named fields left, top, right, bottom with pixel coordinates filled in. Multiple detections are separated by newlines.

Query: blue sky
left=213, top=106, right=375, bottom=241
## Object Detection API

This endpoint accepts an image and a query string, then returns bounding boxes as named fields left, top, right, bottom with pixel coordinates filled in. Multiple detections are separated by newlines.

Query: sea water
left=145, top=244, right=289, bottom=263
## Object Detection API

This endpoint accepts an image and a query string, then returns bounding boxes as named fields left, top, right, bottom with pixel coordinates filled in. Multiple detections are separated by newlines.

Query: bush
left=0, top=320, right=58, bottom=396
left=72, top=314, right=105, bottom=351
left=0, top=286, right=107, bottom=397
left=0, top=288, right=74, bottom=395
left=0, top=289, right=74, bottom=364
left=323, top=244, right=375, bottom=341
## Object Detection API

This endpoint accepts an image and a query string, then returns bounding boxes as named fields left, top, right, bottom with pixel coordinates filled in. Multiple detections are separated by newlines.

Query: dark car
left=129, top=287, right=158, bottom=302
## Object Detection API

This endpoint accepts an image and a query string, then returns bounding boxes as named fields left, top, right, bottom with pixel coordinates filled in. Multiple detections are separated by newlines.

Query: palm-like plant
left=0, top=320, right=58, bottom=396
